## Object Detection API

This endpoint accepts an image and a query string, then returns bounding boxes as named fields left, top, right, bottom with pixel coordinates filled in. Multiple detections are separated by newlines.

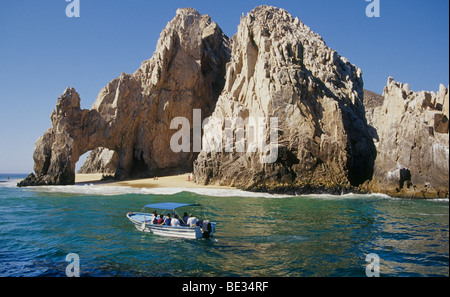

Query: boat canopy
left=144, top=202, right=200, bottom=210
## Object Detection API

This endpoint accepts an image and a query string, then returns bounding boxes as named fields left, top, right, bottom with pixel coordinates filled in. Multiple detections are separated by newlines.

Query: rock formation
left=368, top=78, right=449, bottom=198
left=363, top=89, right=384, bottom=141
left=193, top=6, right=376, bottom=193
left=19, top=5, right=448, bottom=198
left=78, top=147, right=117, bottom=174
left=18, top=8, right=231, bottom=186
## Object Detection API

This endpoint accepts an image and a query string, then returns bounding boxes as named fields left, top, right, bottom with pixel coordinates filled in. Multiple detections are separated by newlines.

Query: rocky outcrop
left=18, top=88, right=96, bottom=186
left=18, top=8, right=231, bottom=186
left=78, top=147, right=117, bottom=174
left=368, top=78, right=449, bottom=198
left=363, top=90, right=384, bottom=141
left=19, top=5, right=448, bottom=198
left=193, top=6, right=376, bottom=193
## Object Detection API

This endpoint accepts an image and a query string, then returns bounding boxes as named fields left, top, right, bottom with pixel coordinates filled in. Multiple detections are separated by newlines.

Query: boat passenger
left=182, top=212, right=189, bottom=225
left=164, top=213, right=172, bottom=226
left=150, top=211, right=157, bottom=224
left=187, top=214, right=198, bottom=227
left=157, top=215, right=165, bottom=225
left=171, top=215, right=180, bottom=227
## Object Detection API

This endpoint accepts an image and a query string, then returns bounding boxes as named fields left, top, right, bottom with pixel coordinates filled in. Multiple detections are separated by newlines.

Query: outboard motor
left=202, top=220, right=212, bottom=238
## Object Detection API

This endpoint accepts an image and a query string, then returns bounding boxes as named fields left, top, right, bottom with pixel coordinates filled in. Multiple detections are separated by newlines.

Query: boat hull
left=126, top=213, right=215, bottom=240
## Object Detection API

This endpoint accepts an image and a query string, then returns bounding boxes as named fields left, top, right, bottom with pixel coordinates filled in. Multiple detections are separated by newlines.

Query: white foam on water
left=296, top=192, right=393, bottom=200
left=17, top=183, right=447, bottom=201
left=411, top=212, right=448, bottom=216
left=429, top=198, right=449, bottom=203
left=23, top=183, right=295, bottom=199
left=0, top=179, right=22, bottom=188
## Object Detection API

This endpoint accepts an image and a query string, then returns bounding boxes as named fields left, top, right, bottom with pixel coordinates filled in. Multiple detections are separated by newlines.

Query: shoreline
left=75, top=173, right=235, bottom=190
left=74, top=174, right=449, bottom=200
left=9, top=174, right=448, bottom=200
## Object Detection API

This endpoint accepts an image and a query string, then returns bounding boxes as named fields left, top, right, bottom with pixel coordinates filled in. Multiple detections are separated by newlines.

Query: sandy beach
left=75, top=173, right=235, bottom=190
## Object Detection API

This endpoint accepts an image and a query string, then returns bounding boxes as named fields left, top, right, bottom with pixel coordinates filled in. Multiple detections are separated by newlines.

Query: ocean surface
left=0, top=173, right=448, bottom=277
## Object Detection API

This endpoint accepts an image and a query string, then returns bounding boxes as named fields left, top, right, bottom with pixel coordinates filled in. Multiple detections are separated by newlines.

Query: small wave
left=0, top=180, right=21, bottom=188
left=298, top=192, right=392, bottom=200
left=24, top=184, right=294, bottom=199
left=21, top=184, right=399, bottom=200
left=410, top=212, right=447, bottom=216
left=429, top=198, right=449, bottom=203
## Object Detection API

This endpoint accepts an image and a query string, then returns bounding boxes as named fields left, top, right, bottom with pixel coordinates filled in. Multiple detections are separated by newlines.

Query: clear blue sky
left=0, top=0, right=448, bottom=173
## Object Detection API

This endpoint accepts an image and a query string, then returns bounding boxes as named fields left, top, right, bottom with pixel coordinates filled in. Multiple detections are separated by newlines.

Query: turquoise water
left=0, top=174, right=448, bottom=277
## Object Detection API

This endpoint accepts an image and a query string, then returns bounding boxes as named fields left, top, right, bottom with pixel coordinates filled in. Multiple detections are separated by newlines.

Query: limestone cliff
left=193, top=6, right=376, bottom=193
left=368, top=78, right=449, bottom=198
left=78, top=147, right=117, bottom=174
left=18, top=8, right=231, bottom=186
left=19, top=6, right=448, bottom=198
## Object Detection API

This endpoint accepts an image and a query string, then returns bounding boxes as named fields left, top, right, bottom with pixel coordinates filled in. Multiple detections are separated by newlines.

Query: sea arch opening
left=75, top=147, right=118, bottom=182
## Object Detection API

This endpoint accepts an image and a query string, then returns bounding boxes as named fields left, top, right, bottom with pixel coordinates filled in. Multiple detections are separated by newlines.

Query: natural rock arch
left=77, top=148, right=117, bottom=175
left=18, top=8, right=231, bottom=186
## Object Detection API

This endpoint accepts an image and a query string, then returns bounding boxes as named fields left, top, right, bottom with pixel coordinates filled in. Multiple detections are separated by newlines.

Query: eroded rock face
left=193, top=6, right=376, bottom=193
left=78, top=147, right=117, bottom=174
left=19, top=5, right=448, bottom=198
left=18, top=8, right=231, bottom=186
left=19, top=88, right=95, bottom=186
left=369, top=78, right=449, bottom=198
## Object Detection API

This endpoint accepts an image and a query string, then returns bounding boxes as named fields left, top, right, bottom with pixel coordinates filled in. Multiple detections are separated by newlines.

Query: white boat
left=126, top=202, right=216, bottom=239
